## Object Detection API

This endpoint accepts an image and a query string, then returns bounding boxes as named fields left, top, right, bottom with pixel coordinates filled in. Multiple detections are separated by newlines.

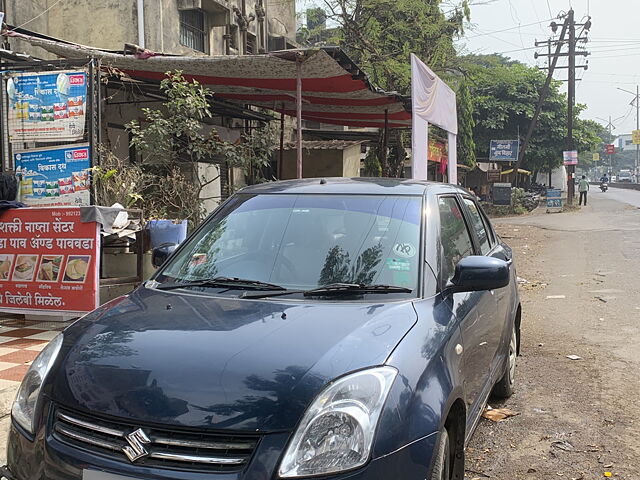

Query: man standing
left=578, top=175, right=590, bottom=206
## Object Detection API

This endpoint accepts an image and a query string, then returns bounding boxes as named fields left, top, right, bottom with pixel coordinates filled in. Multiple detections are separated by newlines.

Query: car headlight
left=12, top=334, right=63, bottom=434
left=278, top=366, right=397, bottom=478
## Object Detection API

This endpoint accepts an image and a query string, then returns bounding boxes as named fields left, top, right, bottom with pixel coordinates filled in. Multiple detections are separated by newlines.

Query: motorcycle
left=600, top=182, right=608, bottom=192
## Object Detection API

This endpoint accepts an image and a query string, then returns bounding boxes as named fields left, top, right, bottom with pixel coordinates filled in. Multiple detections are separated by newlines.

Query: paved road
left=466, top=190, right=640, bottom=479
left=595, top=186, right=640, bottom=209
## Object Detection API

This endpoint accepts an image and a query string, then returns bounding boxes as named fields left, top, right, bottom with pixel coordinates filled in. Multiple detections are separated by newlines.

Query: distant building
left=614, top=134, right=637, bottom=152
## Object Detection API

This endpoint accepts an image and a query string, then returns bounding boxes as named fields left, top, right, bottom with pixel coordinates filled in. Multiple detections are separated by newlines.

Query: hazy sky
left=459, top=0, right=640, bottom=135
left=298, top=0, right=640, bottom=135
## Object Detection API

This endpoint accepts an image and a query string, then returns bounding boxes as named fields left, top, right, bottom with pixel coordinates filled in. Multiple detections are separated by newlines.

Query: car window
left=462, top=198, right=492, bottom=255
left=159, top=194, right=422, bottom=294
left=478, top=206, right=496, bottom=246
left=438, top=196, right=475, bottom=285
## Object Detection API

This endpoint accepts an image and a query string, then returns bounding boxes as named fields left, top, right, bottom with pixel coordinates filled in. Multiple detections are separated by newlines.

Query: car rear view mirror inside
left=448, top=256, right=510, bottom=294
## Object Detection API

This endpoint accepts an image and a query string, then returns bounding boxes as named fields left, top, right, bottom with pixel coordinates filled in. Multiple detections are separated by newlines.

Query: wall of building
left=8, top=0, right=296, bottom=58
left=280, top=149, right=344, bottom=179
left=341, top=144, right=362, bottom=177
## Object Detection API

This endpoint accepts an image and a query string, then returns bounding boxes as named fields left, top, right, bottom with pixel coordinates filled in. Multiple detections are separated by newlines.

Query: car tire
left=430, top=428, right=451, bottom=480
left=492, top=323, right=517, bottom=399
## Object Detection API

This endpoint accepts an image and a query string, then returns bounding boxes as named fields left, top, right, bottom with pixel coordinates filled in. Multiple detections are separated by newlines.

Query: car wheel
left=430, top=428, right=451, bottom=480
left=492, top=323, right=517, bottom=398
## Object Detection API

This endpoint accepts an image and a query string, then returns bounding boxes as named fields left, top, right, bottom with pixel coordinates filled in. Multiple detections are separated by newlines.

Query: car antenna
left=320, top=178, right=327, bottom=185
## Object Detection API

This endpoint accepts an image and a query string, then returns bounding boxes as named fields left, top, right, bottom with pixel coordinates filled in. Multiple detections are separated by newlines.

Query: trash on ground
left=547, top=295, right=566, bottom=299
left=482, top=406, right=520, bottom=422
left=604, top=473, right=612, bottom=478
left=550, top=440, right=574, bottom=451
left=517, top=276, right=528, bottom=284
left=566, top=355, right=582, bottom=360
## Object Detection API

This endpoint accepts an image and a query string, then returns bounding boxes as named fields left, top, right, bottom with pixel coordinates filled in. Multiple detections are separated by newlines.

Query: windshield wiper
left=242, top=283, right=412, bottom=299
left=155, top=277, right=287, bottom=291
left=303, top=283, right=413, bottom=296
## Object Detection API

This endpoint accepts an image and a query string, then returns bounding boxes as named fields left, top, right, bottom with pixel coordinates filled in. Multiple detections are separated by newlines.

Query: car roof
left=238, top=177, right=467, bottom=196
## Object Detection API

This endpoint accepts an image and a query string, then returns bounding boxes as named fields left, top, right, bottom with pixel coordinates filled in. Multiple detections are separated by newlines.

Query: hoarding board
left=14, top=144, right=91, bottom=207
left=0, top=207, right=99, bottom=315
left=6, top=70, right=87, bottom=143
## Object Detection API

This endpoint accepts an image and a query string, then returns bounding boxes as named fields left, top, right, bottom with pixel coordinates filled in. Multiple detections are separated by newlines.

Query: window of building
left=180, top=9, right=207, bottom=53
left=625, top=140, right=633, bottom=146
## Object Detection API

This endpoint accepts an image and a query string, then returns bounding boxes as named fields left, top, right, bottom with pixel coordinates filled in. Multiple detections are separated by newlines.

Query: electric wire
left=8, top=0, right=65, bottom=32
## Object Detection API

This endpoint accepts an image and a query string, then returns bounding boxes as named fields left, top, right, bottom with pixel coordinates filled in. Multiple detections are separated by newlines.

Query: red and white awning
left=8, top=31, right=411, bottom=129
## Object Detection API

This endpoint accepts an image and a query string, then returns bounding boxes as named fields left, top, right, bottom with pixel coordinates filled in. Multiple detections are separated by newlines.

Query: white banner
left=410, top=54, right=458, bottom=184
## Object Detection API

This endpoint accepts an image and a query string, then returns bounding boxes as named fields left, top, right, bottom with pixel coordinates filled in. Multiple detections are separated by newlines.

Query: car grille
left=52, top=408, right=260, bottom=472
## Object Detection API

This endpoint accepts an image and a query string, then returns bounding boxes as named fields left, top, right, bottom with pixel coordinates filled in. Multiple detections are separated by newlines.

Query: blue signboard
left=7, top=70, right=87, bottom=142
left=490, top=140, right=519, bottom=162
left=546, top=189, right=562, bottom=212
left=14, top=144, right=91, bottom=207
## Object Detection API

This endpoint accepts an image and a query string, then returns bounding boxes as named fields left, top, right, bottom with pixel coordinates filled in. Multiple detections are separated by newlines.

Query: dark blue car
left=4, top=178, right=520, bottom=480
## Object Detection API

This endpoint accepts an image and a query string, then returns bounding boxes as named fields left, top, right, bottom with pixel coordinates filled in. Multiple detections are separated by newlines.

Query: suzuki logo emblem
left=122, top=428, right=151, bottom=462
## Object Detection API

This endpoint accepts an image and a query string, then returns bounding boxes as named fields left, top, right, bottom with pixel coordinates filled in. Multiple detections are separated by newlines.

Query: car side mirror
left=152, top=243, right=178, bottom=268
left=448, top=256, right=510, bottom=294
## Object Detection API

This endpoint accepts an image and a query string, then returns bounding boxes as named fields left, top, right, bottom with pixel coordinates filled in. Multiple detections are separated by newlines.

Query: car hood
left=50, top=287, right=417, bottom=432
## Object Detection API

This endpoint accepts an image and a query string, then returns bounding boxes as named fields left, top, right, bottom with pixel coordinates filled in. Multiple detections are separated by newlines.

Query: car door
left=435, top=195, right=495, bottom=422
left=460, top=196, right=506, bottom=383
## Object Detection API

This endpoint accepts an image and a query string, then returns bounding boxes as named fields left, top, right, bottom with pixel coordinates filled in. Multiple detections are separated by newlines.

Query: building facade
left=6, top=0, right=296, bottom=58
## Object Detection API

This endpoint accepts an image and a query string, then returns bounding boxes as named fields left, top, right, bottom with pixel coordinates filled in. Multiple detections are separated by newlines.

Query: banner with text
left=7, top=69, right=87, bottom=143
left=0, top=207, right=99, bottom=315
left=14, top=144, right=91, bottom=207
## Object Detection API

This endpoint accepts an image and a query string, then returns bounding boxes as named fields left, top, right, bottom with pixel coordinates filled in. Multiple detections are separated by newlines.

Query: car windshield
left=156, top=194, right=422, bottom=296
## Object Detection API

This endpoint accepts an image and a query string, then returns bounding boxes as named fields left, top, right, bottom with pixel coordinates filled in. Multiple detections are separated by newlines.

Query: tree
left=462, top=54, right=601, bottom=175
left=322, top=0, right=470, bottom=94
left=127, top=71, right=276, bottom=224
left=456, top=79, right=476, bottom=167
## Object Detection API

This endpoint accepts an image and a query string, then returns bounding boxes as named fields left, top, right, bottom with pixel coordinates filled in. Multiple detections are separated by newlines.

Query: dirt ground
left=465, top=190, right=640, bottom=480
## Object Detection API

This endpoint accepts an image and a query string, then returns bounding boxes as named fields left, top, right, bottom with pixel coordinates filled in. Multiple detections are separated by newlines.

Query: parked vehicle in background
left=618, top=170, right=633, bottom=183
left=6, top=178, right=521, bottom=480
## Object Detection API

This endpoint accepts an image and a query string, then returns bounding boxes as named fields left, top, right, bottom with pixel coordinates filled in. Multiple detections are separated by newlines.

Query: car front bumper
left=4, top=420, right=438, bottom=480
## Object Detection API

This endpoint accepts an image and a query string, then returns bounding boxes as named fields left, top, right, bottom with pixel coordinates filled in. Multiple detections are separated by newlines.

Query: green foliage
left=91, top=148, right=153, bottom=209
left=363, top=146, right=382, bottom=177
left=323, top=0, right=469, bottom=94
left=456, top=80, right=476, bottom=167
left=462, top=54, right=602, bottom=174
left=126, top=71, right=276, bottom=224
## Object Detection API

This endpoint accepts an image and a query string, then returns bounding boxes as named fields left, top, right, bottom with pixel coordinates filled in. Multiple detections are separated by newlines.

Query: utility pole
left=532, top=9, right=591, bottom=204
left=567, top=9, right=576, bottom=204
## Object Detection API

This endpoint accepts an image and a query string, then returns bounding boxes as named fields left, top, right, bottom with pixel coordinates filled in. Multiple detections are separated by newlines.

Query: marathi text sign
left=7, top=70, right=87, bottom=143
left=14, top=144, right=91, bottom=207
left=490, top=140, right=519, bottom=162
left=0, top=207, right=99, bottom=315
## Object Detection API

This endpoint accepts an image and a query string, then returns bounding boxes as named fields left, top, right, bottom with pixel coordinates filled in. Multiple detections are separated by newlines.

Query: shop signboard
left=487, top=169, right=501, bottom=182
left=6, top=69, right=87, bottom=143
left=0, top=207, right=100, bottom=315
left=14, top=144, right=91, bottom=207
left=489, top=140, right=519, bottom=162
